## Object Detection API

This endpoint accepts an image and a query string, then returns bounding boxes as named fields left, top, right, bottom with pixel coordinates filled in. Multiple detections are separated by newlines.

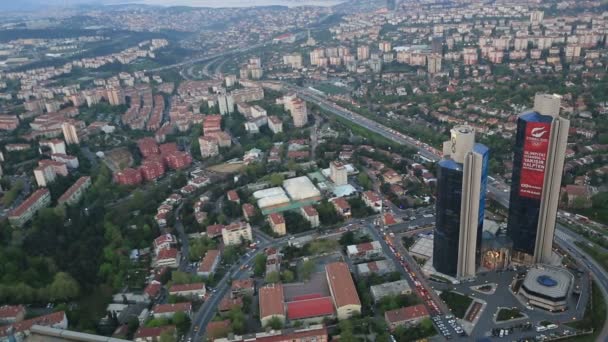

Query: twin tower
left=433, top=94, right=570, bottom=279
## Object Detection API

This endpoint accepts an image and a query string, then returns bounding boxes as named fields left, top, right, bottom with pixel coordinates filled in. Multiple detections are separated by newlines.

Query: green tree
left=281, top=270, right=295, bottom=282
left=300, top=260, right=315, bottom=281
left=253, top=253, right=267, bottom=277
left=159, top=330, right=177, bottom=342
left=172, top=311, right=191, bottom=335
left=265, top=271, right=280, bottom=283
left=48, top=272, right=80, bottom=301
left=339, top=320, right=356, bottom=341
left=266, top=316, right=284, bottom=330
left=357, top=173, right=373, bottom=190
left=269, top=173, right=284, bottom=186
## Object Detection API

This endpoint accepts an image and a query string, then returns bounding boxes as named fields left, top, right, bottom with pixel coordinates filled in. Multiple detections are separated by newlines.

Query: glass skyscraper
left=507, top=94, right=570, bottom=264
left=434, top=126, right=489, bottom=278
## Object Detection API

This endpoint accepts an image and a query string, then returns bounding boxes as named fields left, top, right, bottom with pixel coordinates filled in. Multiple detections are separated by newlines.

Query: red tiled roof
left=206, top=320, right=231, bottom=338
left=157, top=248, right=178, bottom=260
left=0, top=311, right=65, bottom=337
left=232, top=279, right=255, bottom=292
left=169, top=283, right=205, bottom=293
left=287, top=297, right=334, bottom=320
left=326, top=262, right=361, bottom=308
left=0, top=305, right=25, bottom=319
left=301, top=205, right=318, bottom=217
left=8, top=188, right=49, bottom=217
left=58, top=176, right=90, bottom=203
left=259, top=284, right=284, bottom=319
left=152, top=302, right=192, bottom=314
left=134, top=325, right=175, bottom=339
left=206, top=224, right=224, bottom=237
left=198, top=249, right=220, bottom=273
left=384, top=213, right=397, bottom=225
left=385, top=304, right=429, bottom=324
left=268, top=213, right=284, bottom=225
left=144, top=282, right=162, bottom=298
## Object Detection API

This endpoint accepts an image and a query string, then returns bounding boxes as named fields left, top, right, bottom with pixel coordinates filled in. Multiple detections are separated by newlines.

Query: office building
left=507, top=94, right=570, bottom=264
left=434, top=125, right=489, bottom=278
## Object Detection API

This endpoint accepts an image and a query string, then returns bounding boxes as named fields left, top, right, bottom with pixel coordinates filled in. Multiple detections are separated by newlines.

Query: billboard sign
left=519, top=122, right=551, bottom=199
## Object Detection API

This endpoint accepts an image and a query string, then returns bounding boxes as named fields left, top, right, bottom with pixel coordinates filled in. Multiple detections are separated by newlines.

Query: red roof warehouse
left=287, top=296, right=334, bottom=320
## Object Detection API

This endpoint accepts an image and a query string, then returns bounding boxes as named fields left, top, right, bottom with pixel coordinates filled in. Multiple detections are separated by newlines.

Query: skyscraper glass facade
left=507, top=112, right=554, bottom=257
left=433, top=159, right=463, bottom=277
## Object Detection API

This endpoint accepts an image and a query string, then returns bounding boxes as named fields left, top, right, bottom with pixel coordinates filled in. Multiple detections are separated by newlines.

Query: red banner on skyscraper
left=519, top=122, right=551, bottom=199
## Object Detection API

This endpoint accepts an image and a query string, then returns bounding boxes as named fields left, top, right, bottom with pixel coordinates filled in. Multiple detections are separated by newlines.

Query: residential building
left=268, top=116, right=283, bottom=134
left=222, top=221, right=253, bottom=245
left=325, top=262, right=361, bottom=320
left=384, top=304, right=430, bottom=330
left=199, top=136, right=219, bottom=158
left=168, top=283, right=206, bottom=298
left=231, top=279, right=255, bottom=298
left=198, top=249, right=220, bottom=277
left=434, top=125, right=489, bottom=279
left=330, top=161, right=348, bottom=186
left=0, top=311, right=68, bottom=339
left=61, top=122, right=79, bottom=144
left=58, top=176, right=91, bottom=206
left=370, top=280, right=412, bottom=303
left=507, top=94, right=570, bottom=264
left=346, top=241, right=382, bottom=261
left=0, top=305, right=26, bottom=324
left=8, top=188, right=51, bottom=227
left=331, top=197, right=351, bottom=219
left=134, top=325, right=176, bottom=342
left=300, top=205, right=319, bottom=228
left=39, top=139, right=66, bottom=154
left=268, top=213, right=286, bottom=236
left=151, top=303, right=192, bottom=319
left=51, top=153, right=79, bottom=169
left=362, top=191, right=382, bottom=212
left=115, top=168, right=143, bottom=186
left=259, top=284, right=285, bottom=326
left=154, top=248, right=180, bottom=268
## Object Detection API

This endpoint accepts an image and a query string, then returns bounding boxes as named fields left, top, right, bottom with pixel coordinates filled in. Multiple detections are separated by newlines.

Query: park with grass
left=439, top=291, right=473, bottom=318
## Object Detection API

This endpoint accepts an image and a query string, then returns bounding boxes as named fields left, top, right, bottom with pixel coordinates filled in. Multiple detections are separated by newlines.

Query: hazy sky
left=1, top=0, right=343, bottom=11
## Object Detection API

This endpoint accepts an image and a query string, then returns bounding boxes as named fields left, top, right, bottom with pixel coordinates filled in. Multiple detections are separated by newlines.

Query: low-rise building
left=362, top=191, right=382, bottom=212
left=134, top=325, right=176, bottom=342
left=370, top=280, right=412, bottom=303
left=197, top=249, right=220, bottom=277
left=356, top=260, right=395, bottom=277
left=0, top=305, right=26, bottom=324
left=259, top=284, right=285, bottom=326
left=331, top=197, right=351, bottom=219
left=0, top=311, right=68, bottom=339
left=346, top=241, right=382, bottom=261
left=267, top=213, right=286, bottom=236
left=57, top=176, right=91, bottom=206
left=154, top=248, right=180, bottom=268
left=384, top=304, right=430, bottom=330
left=242, top=203, right=256, bottom=221
left=151, top=303, right=192, bottom=319
left=222, top=221, right=253, bottom=246
left=232, top=279, right=255, bottom=298
left=326, top=262, right=361, bottom=320
left=153, top=234, right=177, bottom=254
left=300, top=205, right=319, bottom=228
left=8, top=188, right=51, bottom=227
left=168, top=283, right=206, bottom=298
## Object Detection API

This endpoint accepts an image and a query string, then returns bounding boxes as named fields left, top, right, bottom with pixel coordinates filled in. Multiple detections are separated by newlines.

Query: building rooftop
left=8, top=188, right=49, bottom=218
left=259, top=284, right=284, bottom=319
left=286, top=297, right=334, bottom=320
left=326, top=262, right=360, bottom=308
left=283, top=176, right=321, bottom=201
left=384, top=304, right=430, bottom=324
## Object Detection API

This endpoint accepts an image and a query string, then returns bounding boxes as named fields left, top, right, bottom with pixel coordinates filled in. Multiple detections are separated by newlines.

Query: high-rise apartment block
left=507, top=94, right=570, bottom=264
left=434, top=125, right=489, bottom=278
